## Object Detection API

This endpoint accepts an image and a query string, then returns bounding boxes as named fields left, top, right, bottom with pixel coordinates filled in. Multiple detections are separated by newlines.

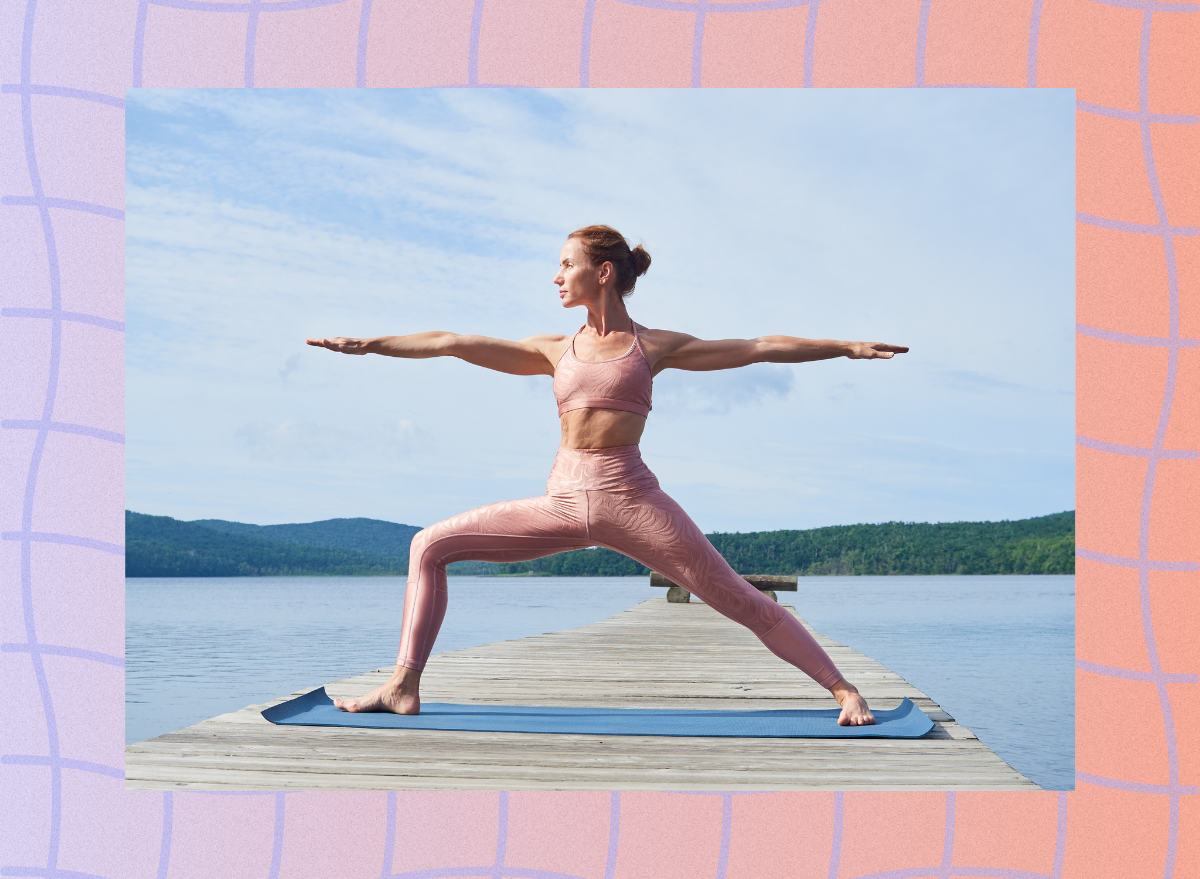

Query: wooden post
left=650, top=572, right=797, bottom=602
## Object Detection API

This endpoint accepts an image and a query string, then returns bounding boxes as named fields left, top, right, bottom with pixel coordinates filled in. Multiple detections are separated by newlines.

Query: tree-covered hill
left=703, top=511, right=1075, bottom=576
left=488, top=511, right=1075, bottom=577
left=126, top=510, right=1074, bottom=578
left=126, top=511, right=409, bottom=577
left=190, top=516, right=421, bottom=558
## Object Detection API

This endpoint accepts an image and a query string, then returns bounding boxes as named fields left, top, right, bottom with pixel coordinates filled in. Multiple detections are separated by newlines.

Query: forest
left=126, top=510, right=1074, bottom=577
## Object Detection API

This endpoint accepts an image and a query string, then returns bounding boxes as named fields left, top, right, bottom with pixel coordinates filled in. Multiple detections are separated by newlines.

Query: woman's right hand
left=306, top=337, right=371, bottom=355
left=305, top=331, right=560, bottom=375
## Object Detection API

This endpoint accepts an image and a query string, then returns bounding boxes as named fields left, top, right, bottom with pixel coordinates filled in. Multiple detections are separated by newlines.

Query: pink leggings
left=397, top=445, right=844, bottom=689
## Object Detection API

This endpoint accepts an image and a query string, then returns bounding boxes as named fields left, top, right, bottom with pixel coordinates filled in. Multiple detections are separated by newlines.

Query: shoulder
left=520, top=333, right=574, bottom=366
left=518, top=333, right=572, bottom=351
left=521, top=333, right=572, bottom=346
left=634, top=326, right=698, bottom=357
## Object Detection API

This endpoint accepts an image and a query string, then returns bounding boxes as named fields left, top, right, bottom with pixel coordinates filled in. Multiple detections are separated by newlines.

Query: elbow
left=753, top=337, right=782, bottom=364
left=432, top=331, right=462, bottom=358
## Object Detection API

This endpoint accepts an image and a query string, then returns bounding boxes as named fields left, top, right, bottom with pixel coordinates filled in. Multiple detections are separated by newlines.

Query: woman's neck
left=582, top=296, right=631, bottom=336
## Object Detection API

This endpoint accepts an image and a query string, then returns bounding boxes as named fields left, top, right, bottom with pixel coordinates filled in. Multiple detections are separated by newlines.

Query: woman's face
left=553, top=238, right=611, bottom=308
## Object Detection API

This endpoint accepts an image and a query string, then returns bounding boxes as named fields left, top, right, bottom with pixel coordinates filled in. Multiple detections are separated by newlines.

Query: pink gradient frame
left=2, top=1, right=1196, bottom=876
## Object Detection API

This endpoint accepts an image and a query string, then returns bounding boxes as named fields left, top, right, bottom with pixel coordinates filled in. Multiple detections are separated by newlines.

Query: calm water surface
left=126, top=574, right=1073, bottom=789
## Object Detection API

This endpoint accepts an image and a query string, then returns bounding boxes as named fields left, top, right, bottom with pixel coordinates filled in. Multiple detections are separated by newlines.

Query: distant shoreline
left=127, top=572, right=1075, bottom=579
left=126, top=510, right=1075, bottom=578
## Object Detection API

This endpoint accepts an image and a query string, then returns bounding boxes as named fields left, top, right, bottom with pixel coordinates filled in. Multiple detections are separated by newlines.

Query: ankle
left=388, top=667, right=422, bottom=692
left=829, top=678, right=859, bottom=699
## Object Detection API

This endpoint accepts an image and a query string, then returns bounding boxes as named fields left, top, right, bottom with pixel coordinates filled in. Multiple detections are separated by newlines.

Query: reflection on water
left=126, top=574, right=1073, bottom=789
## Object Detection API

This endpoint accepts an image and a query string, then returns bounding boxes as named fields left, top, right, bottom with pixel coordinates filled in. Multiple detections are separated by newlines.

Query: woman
left=306, top=225, right=907, bottom=726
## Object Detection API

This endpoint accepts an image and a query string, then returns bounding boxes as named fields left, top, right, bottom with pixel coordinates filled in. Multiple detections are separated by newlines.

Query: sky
left=125, top=88, right=1074, bottom=533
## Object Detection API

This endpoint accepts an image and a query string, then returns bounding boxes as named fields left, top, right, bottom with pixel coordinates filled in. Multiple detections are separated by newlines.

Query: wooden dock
left=125, top=598, right=1039, bottom=790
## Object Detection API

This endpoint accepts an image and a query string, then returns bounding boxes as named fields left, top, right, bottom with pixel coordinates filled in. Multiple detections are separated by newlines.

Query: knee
left=715, top=579, right=788, bottom=635
left=409, top=527, right=431, bottom=558
left=409, top=520, right=460, bottom=570
left=756, top=597, right=789, bottom=631
left=409, top=526, right=444, bottom=570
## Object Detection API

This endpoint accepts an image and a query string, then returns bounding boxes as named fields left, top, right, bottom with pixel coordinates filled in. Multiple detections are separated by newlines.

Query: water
left=125, top=577, right=659, bottom=745
left=126, top=574, right=1074, bottom=790
left=789, top=575, right=1074, bottom=791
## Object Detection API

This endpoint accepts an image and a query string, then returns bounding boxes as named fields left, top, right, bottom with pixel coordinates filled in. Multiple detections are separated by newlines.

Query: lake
left=126, top=573, right=1074, bottom=789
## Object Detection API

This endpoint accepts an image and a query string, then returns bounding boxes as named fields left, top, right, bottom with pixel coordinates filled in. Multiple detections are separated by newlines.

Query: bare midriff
left=559, top=408, right=647, bottom=449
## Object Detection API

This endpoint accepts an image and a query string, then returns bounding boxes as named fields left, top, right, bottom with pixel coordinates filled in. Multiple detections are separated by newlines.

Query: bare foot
left=830, top=678, right=876, bottom=726
left=333, top=669, right=421, bottom=715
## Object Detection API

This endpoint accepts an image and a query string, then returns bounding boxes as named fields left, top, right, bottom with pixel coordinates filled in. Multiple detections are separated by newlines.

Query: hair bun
left=630, top=245, right=651, bottom=278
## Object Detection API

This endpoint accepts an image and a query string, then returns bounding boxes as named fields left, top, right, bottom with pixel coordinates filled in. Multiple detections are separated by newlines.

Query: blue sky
left=125, top=88, right=1074, bottom=533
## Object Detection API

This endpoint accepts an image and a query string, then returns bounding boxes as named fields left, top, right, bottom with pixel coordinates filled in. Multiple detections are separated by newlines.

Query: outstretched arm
left=650, top=332, right=909, bottom=373
left=305, top=332, right=562, bottom=376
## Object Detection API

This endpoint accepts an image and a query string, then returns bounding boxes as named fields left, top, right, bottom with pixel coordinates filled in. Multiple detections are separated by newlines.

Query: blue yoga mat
left=262, top=688, right=934, bottom=738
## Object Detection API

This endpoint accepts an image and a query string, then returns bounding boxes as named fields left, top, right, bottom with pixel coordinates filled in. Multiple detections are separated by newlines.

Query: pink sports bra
left=553, top=323, right=653, bottom=418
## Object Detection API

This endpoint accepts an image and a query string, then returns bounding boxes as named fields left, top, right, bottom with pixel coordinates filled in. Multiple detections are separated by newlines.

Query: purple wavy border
left=134, top=790, right=1082, bottom=879
left=10, top=4, right=84, bottom=877
left=2, top=0, right=1196, bottom=877
left=121, top=0, right=1200, bottom=95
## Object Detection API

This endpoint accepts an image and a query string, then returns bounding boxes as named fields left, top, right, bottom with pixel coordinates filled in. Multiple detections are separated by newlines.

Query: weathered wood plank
left=126, top=598, right=1038, bottom=790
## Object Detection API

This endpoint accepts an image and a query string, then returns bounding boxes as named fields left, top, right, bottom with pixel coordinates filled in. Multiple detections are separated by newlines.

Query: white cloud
left=126, top=89, right=1075, bottom=530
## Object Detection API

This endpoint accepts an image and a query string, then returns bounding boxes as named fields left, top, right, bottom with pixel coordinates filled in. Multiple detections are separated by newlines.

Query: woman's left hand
left=845, top=342, right=909, bottom=359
